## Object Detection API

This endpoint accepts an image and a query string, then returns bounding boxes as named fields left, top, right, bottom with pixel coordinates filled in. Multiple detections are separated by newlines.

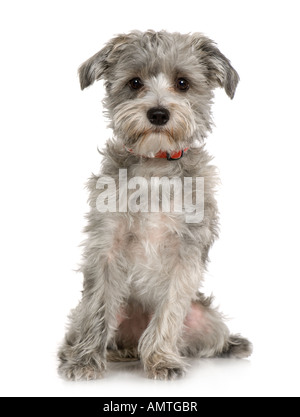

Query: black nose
left=147, top=107, right=170, bottom=126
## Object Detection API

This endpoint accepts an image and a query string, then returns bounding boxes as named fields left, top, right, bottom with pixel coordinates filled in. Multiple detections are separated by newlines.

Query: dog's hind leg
left=180, top=292, right=253, bottom=359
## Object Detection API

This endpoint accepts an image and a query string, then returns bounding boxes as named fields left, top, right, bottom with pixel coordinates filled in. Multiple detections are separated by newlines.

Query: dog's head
left=79, top=31, right=239, bottom=157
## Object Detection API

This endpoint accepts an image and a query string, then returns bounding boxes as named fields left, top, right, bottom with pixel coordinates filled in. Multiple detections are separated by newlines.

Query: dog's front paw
left=59, top=361, right=106, bottom=381
left=144, top=353, right=186, bottom=381
left=58, top=347, right=106, bottom=381
left=147, top=364, right=185, bottom=381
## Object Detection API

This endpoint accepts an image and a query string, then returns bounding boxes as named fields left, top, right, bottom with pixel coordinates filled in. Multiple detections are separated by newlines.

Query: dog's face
left=79, top=31, right=239, bottom=157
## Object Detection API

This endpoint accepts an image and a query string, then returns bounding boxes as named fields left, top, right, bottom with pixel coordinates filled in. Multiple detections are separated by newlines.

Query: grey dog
left=58, top=30, right=252, bottom=381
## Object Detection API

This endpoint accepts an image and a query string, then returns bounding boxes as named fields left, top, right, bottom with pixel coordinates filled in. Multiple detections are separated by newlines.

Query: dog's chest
left=122, top=162, right=201, bottom=220
left=125, top=211, right=183, bottom=262
left=122, top=212, right=185, bottom=304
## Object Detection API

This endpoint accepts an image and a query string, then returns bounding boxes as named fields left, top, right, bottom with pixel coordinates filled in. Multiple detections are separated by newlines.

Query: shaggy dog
left=58, top=30, right=252, bottom=380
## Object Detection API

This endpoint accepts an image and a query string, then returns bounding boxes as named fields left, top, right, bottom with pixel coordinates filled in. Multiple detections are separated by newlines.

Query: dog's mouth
left=127, top=128, right=186, bottom=158
left=113, top=102, right=197, bottom=156
left=139, top=127, right=174, bottom=140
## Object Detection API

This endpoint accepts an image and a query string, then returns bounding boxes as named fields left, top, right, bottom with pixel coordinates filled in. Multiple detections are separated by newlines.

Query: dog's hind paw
left=221, top=334, right=253, bottom=359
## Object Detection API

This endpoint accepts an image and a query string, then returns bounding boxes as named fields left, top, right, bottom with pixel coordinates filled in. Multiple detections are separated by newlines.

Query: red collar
left=126, top=147, right=189, bottom=160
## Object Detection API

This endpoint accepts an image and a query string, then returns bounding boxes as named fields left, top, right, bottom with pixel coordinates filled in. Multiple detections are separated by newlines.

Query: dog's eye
left=176, top=78, right=189, bottom=92
left=129, top=78, right=144, bottom=90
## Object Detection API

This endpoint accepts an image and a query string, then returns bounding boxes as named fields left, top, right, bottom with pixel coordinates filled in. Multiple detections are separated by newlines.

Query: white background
left=1, top=0, right=300, bottom=397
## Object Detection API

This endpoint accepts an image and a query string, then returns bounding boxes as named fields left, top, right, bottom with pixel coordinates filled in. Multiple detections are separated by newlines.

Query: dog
left=58, top=30, right=252, bottom=381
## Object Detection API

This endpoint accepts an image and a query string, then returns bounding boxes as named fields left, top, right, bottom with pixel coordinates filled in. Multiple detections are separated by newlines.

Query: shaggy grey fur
left=58, top=30, right=252, bottom=381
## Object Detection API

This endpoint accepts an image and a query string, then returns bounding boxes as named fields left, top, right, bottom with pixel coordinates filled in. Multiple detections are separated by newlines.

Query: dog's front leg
left=138, top=257, right=201, bottom=380
left=58, top=251, right=129, bottom=381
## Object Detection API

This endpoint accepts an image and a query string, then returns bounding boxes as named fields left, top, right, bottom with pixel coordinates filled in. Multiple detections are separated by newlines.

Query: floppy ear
left=78, top=34, right=131, bottom=90
left=192, top=35, right=239, bottom=99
